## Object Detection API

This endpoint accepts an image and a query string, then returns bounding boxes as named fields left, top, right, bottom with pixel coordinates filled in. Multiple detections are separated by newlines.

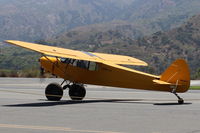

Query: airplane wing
left=5, top=40, right=148, bottom=66
left=92, top=52, right=148, bottom=66
left=5, top=40, right=101, bottom=62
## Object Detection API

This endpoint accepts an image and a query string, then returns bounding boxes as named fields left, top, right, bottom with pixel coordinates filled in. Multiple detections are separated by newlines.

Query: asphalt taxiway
left=0, top=78, right=200, bottom=133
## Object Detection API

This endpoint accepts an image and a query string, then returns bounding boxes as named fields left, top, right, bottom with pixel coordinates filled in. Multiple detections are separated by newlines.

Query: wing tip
left=135, top=61, right=148, bottom=66
left=4, top=40, right=17, bottom=44
left=141, top=62, right=148, bottom=66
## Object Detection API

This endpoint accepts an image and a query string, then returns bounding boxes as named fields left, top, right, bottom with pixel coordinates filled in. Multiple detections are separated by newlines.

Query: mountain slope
left=1, top=0, right=200, bottom=41
left=41, top=14, right=200, bottom=78
left=94, top=15, right=200, bottom=77
left=1, top=14, right=200, bottom=78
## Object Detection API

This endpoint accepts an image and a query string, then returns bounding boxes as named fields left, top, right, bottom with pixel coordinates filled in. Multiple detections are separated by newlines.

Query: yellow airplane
left=5, top=40, right=190, bottom=104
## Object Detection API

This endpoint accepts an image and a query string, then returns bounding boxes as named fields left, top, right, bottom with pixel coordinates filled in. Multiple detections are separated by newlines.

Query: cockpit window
left=77, top=60, right=89, bottom=69
left=60, top=58, right=74, bottom=64
left=60, top=58, right=66, bottom=63
left=60, top=58, right=98, bottom=71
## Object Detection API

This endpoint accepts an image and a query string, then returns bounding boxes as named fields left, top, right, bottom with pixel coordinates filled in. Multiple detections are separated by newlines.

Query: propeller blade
left=39, top=67, right=45, bottom=83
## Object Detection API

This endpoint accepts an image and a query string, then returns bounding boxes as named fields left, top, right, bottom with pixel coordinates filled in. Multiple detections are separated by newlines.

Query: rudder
left=160, top=59, right=190, bottom=93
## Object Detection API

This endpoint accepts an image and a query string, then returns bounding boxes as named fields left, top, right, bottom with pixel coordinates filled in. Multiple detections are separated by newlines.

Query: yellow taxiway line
left=0, top=124, right=121, bottom=133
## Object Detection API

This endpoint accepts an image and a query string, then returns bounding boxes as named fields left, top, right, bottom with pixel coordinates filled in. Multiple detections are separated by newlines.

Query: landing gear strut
left=171, top=81, right=184, bottom=104
left=60, top=80, right=86, bottom=100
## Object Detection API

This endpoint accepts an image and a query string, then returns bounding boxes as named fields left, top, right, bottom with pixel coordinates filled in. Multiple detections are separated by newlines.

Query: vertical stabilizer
left=160, top=59, right=190, bottom=93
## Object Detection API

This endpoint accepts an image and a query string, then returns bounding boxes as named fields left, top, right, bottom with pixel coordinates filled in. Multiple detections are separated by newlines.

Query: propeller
left=40, top=67, right=44, bottom=76
left=39, top=67, right=45, bottom=83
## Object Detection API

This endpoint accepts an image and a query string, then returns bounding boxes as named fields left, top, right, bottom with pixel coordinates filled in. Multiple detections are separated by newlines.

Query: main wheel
left=68, top=84, right=86, bottom=100
left=45, top=83, right=63, bottom=101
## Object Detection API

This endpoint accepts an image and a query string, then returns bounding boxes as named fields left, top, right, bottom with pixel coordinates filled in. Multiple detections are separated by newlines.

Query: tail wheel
left=69, top=84, right=86, bottom=100
left=178, top=98, right=184, bottom=104
left=45, top=83, right=63, bottom=101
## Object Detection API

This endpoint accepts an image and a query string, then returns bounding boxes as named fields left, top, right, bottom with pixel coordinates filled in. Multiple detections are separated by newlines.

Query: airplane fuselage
left=39, top=56, right=188, bottom=93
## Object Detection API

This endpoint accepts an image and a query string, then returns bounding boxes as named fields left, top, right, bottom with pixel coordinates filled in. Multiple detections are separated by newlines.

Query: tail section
left=160, top=59, right=190, bottom=93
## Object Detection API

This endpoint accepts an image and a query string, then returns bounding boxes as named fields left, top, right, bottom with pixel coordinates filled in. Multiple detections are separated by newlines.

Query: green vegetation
left=190, top=86, right=200, bottom=90
left=0, top=46, right=40, bottom=77
left=193, top=68, right=200, bottom=79
left=0, top=69, right=40, bottom=77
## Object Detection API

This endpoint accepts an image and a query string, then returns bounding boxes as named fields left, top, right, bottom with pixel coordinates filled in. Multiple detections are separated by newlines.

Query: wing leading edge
left=5, top=40, right=148, bottom=66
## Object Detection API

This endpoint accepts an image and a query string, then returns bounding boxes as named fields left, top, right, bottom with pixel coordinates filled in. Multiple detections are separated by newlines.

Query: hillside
left=39, top=14, right=200, bottom=78
left=1, top=0, right=200, bottom=41
left=94, top=15, right=200, bottom=78
left=1, top=14, right=200, bottom=79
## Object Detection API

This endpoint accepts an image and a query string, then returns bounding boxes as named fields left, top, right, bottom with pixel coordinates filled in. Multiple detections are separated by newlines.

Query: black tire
left=68, top=84, right=86, bottom=100
left=45, top=83, right=63, bottom=101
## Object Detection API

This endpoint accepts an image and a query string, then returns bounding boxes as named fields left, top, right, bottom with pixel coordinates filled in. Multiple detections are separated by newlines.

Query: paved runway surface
left=0, top=78, right=200, bottom=133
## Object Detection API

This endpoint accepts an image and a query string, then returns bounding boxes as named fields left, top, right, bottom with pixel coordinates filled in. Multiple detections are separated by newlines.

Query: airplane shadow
left=154, top=102, right=192, bottom=106
left=3, top=99, right=192, bottom=107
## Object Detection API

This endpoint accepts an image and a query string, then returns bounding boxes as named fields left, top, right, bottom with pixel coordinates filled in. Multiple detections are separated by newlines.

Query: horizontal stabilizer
left=153, top=79, right=171, bottom=85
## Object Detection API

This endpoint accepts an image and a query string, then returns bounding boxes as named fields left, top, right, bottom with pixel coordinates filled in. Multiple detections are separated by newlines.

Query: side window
left=73, top=60, right=78, bottom=66
left=60, top=58, right=73, bottom=64
left=88, top=62, right=98, bottom=71
left=60, top=58, right=66, bottom=63
left=77, top=60, right=89, bottom=69
left=61, top=58, right=98, bottom=71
